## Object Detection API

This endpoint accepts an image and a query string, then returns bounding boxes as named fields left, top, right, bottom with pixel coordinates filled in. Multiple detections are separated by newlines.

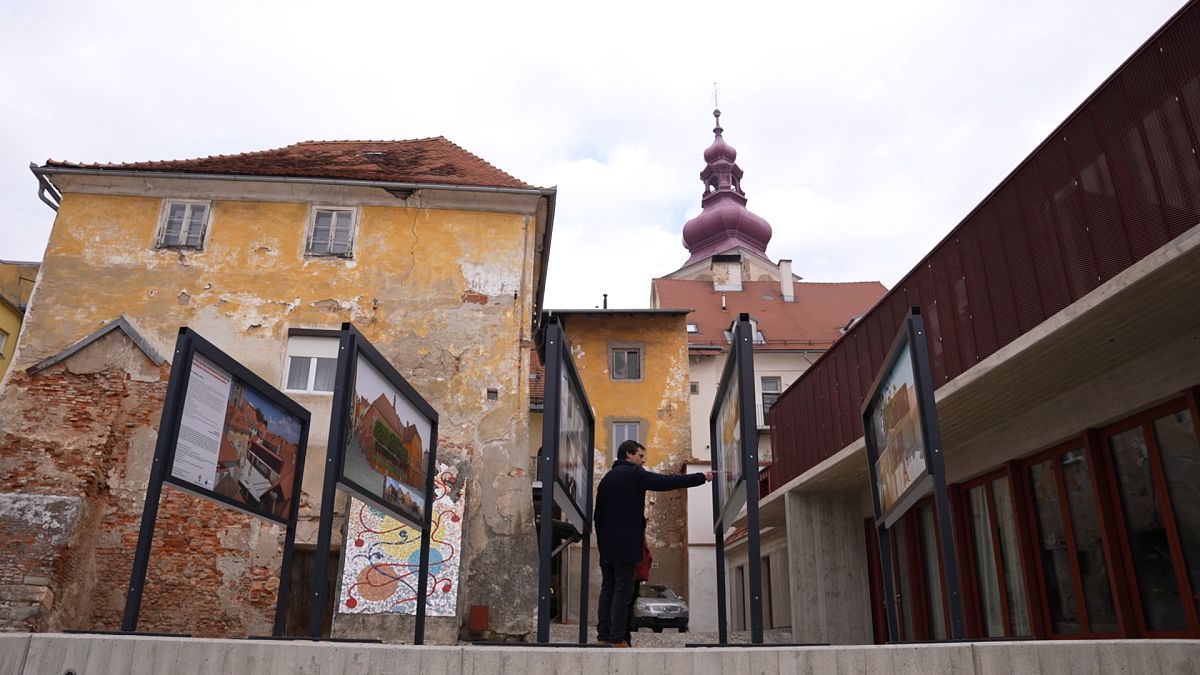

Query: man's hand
left=704, top=471, right=715, bottom=482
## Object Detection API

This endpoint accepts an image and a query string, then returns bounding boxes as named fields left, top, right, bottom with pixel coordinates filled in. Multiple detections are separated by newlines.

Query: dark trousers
left=597, top=562, right=636, bottom=643
left=622, top=580, right=643, bottom=644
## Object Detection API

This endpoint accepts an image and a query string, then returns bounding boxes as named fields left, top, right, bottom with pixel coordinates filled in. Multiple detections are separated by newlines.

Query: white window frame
left=761, top=376, right=782, bottom=427
left=686, top=323, right=699, bottom=334
left=305, top=206, right=358, bottom=258
left=284, top=335, right=339, bottom=394
left=611, top=421, right=641, bottom=458
left=155, top=199, right=211, bottom=249
left=0, top=327, right=8, bottom=357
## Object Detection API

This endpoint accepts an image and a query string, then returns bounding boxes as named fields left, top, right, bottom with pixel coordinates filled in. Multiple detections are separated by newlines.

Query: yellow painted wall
left=10, top=183, right=544, bottom=636
left=547, top=311, right=695, bottom=618
left=0, top=299, right=20, bottom=381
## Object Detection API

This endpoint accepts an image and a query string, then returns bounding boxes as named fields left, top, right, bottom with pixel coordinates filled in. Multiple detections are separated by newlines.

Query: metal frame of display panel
left=709, top=313, right=764, bottom=644
left=310, top=323, right=439, bottom=643
left=861, top=307, right=964, bottom=641
left=536, top=315, right=596, bottom=644
left=123, top=327, right=311, bottom=635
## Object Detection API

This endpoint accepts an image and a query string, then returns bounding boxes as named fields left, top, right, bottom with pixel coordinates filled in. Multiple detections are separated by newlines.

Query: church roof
left=652, top=278, right=887, bottom=352
left=45, top=138, right=537, bottom=190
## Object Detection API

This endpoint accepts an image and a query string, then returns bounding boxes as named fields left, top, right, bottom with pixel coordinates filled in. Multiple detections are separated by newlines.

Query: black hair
left=617, top=439, right=646, bottom=460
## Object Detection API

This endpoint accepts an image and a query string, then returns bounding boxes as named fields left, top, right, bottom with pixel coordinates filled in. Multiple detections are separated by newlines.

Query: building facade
left=0, top=260, right=39, bottom=384
left=0, top=139, right=554, bottom=641
left=756, top=0, right=1200, bottom=644
left=651, top=116, right=886, bottom=631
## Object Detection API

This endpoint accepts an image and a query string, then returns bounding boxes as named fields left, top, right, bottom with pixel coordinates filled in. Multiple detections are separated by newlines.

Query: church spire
left=680, top=110, right=773, bottom=266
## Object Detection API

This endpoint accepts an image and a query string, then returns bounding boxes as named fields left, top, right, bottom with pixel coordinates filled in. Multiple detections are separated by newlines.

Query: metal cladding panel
left=766, top=1, right=1200, bottom=492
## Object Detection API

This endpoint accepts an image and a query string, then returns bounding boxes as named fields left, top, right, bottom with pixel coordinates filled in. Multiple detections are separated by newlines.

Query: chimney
left=710, top=253, right=742, bottom=292
left=779, top=259, right=795, bottom=302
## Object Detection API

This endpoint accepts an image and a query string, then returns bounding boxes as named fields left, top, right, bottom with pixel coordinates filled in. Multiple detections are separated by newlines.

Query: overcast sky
left=0, top=0, right=1188, bottom=309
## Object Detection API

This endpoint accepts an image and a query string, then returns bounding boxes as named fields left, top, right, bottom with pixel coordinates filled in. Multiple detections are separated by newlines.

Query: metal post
left=309, top=327, right=355, bottom=638
left=735, top=317, right=765, bottom=644
left=909, top=310, right=965, bottom=639
left=414, top=440, right=438, bottom=645
left=577, top=421, right=595, bottom=644
left=536, top=323, right=562, bottom=643
left=122, top=330, right=193, bottom=632
left=713, top=475, right=729, bottom=645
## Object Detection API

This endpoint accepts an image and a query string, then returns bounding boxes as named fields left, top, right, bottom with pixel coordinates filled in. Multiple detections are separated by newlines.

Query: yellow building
left=531, top=308, right=693, bottom=625
left=0, top=260, right=39, bottom=383
left=1, top=139, right=554, bottom=641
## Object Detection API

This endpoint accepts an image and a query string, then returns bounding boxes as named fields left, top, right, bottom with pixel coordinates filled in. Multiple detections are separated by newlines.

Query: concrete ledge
left=5, top=634, right=1200, bottom=674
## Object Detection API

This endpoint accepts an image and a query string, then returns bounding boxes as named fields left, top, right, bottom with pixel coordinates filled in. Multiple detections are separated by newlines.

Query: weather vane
left=712, top=82, right=721, bottom=111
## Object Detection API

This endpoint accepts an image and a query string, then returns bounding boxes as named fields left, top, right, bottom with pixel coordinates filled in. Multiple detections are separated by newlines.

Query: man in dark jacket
left=594, top=440, right=713, bottom=647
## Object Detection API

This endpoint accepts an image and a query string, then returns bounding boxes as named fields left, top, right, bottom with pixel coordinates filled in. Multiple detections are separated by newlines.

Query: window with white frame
left=306, top=208, right=356, bottom=257
left=156, top=200, right=210, bottom=249
left=686, top=323, right=699, bottom=334
left=761, top=376, right=782, bottom=425
left=0, top=327, right=8, bottom=357
left=610, top=346, right=641, bottom=380
left=612, top=421, right=640, bottom=456
left=284, top=334, right=339, bottom=393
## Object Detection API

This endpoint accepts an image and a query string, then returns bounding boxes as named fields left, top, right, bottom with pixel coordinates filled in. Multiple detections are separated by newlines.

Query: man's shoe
left=611, top=641, right=630, bottom=648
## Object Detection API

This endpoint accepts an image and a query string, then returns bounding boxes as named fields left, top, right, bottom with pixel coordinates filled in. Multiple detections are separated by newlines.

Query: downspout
left=29, top=163, right=62, bottom=211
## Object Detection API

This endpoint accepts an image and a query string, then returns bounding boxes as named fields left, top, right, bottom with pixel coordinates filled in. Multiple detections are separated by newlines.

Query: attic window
left=686, top=323, right=699, bottom=334
left=754, top=331, right=766, bottom=344
left=306, top=207, right=357, bottom=257
left=362, top=151, right=385, bottom=157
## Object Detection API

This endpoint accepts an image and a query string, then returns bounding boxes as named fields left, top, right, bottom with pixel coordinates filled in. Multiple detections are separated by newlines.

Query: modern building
left=651, top=115, right=886, bottom=631
left=750, top=0, right=1200, bottom=645
left=0, top=139, right=555, bottom=641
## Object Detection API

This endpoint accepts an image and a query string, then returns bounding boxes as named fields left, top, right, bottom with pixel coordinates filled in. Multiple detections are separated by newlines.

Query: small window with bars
left=156, top=200, right=210, bottom=249
left=306, top=207, right=356, bottom=257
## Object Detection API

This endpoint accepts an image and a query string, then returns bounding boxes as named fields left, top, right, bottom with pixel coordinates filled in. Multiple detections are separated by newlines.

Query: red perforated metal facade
left=769, top=0, right=1200, bottom=490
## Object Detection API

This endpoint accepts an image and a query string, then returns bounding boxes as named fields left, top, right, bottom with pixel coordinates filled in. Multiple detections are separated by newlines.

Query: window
left=690, top=381, right=700, bottom=395
left=306, top=208, right=356, bottom=257
left=611, top=347, right=641, bottom=380
left=761, top=377, right=781, bottom=426
left=753, top=330, right=766, bottom=344
left=156, top=200, right=210, bottom=248
left=0, top=327, right=8, bottom=357
left=686, top=323, right=699, bottom=334
left=612, top=421, right=640, bottom=455
left=963, top=473, right=1032, bottom=638
left=284, top=335, right=339, bottom=393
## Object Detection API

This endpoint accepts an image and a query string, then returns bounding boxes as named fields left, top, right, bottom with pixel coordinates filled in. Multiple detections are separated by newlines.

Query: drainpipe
left=29, top=163, right=62, bottom=211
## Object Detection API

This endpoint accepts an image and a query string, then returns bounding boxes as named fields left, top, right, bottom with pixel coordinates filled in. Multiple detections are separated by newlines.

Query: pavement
left=548, top=622, right=796, bottom=648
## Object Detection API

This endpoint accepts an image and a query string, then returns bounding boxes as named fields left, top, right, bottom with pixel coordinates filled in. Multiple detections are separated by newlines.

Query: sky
left=0, top=0, right=1189, bottom=310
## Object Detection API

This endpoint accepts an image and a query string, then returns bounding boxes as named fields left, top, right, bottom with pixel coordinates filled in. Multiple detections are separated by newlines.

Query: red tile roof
left=653, top=278, right=887, bottom=351
left=45, top=138, right=536, bottom=190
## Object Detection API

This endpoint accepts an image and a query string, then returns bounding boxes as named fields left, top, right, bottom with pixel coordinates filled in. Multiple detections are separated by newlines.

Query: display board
left=708, top=313, right=764, bottom=644
left=124, top=327, right=310, bottom=635
left=535, top=315, right=596, bottom=644
left=863, top=336, right=931, bottom=527
left=332, top=328, right=438, bottom=531
left=861, top=307, right=964, bottom=641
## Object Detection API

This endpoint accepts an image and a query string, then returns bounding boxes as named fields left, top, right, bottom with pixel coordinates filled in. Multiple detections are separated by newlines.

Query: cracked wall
left=0, top=180, right=543, bottom=639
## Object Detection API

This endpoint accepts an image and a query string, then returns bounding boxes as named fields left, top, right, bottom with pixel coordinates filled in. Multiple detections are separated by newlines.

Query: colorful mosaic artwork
left=337, top=465, right=463, bottom=616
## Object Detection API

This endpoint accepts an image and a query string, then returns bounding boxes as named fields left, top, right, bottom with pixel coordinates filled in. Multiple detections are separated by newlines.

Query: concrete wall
left=0, top=177, right=546, bottom=639
left=4, top=632, right=1200, bottom=674
left=722, top=526, right=791, bottom=631
left=785, top=490, right=872, bottom=645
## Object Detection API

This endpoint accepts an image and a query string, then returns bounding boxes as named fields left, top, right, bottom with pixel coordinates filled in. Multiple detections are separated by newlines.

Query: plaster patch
left=460, top=261, right=518, bottom=298
left=0, top=495, right=82, bottom=547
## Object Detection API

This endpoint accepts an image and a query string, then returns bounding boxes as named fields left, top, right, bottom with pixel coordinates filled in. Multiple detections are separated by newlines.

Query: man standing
left=594, top=440, right=713, bottom=647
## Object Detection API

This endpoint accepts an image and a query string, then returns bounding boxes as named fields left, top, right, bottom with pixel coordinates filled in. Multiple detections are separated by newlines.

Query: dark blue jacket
left=594, top=459, right=706, bottom=564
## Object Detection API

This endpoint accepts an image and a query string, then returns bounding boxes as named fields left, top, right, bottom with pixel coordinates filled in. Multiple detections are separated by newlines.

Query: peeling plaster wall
left=0, top=182, right=543, bottom=639
left=550, top=313, right=692, bottom=623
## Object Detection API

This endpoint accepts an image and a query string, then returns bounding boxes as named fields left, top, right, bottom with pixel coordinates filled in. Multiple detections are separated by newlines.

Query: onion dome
left=681, top=110, right=773, bottom=266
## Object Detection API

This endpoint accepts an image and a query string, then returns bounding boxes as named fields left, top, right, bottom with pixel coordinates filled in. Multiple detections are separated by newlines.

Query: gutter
left=28, top=163, right=557, bottom=333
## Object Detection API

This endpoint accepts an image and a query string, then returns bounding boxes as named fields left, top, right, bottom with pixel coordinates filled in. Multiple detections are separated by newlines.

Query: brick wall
left=0, top=332, right=286, bottom=637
